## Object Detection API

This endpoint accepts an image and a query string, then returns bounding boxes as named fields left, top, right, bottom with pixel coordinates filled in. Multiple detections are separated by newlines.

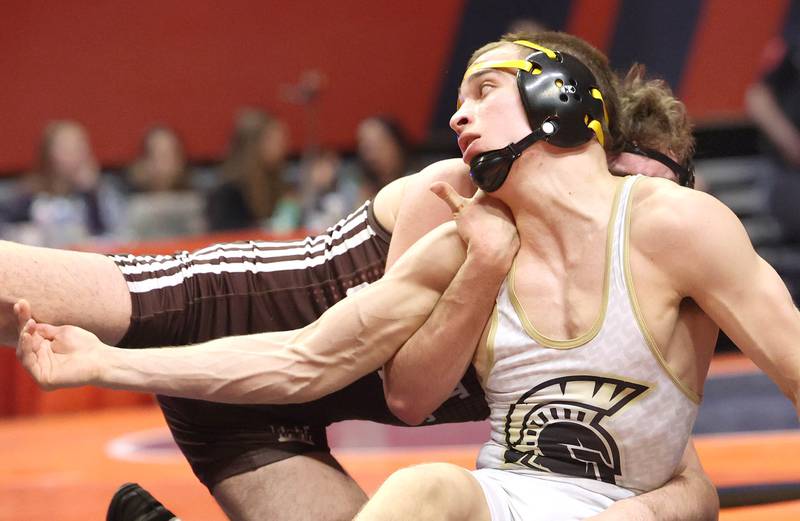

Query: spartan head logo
left=503, top=375, right=649, bottom=485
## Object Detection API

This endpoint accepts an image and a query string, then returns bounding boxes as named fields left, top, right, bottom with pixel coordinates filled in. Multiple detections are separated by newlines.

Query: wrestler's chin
left=462, top=143, right=482, bottom=165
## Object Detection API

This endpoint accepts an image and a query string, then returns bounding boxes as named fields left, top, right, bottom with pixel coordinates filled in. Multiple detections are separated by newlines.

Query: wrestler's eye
left=479, top=81, right=494, bottom=98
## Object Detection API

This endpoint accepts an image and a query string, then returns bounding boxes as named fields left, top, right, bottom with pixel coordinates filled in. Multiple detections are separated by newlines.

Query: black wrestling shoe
left=106, top=483, right=179, bottom=521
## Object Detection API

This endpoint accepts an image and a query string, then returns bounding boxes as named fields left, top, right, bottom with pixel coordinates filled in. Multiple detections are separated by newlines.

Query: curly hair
left=618, top=64, right=694, bottom=166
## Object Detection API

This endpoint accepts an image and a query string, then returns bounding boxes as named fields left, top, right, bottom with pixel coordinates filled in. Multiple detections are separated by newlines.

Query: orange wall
left=0, top=1, right=464, bottom=172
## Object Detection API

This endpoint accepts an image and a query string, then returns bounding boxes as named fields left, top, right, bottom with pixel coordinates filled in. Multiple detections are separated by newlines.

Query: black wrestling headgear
left=464, top=40, right=608, bottom=192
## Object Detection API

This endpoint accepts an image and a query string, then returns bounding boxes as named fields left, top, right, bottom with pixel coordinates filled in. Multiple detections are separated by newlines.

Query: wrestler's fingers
left=33, top=323, right=61, bottom=341
left=23, top=318, right=36, bottom=336
left=17, top=331, right=36, bottom=367
left=26, top=330, right=42, bottom=353
left=16, top=330, right=29, bottom=360
left=14, top=299, right=32, bottom=333
left=430, top=181, right=467, bottom=214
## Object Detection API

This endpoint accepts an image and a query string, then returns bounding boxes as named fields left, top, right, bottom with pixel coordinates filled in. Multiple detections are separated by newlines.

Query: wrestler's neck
left=497, top=141, right=621, bottom=253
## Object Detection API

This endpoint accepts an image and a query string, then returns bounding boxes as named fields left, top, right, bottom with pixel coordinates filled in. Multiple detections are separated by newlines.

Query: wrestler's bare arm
left=383, top=158, right=475, bottom=269
left=656, top=188, right=800, bottom=413
left=383, top=185, right=518, bottom=424
left=587, top=442, right=718, bottom=521
left=17, top=222, right=469, bottom=404
left=0, top=241, right=130, bottom=346
left=0, top=159, right=469, bottom=351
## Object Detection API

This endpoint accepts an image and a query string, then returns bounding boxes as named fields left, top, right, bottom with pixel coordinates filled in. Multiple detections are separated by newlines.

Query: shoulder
left=630, top=176, right=754, bottom=289
left=374, top=159, right=474, bottom=231
left=631, top=176, right=740, bottom=240
left=407, top=158, right=474, bottom=196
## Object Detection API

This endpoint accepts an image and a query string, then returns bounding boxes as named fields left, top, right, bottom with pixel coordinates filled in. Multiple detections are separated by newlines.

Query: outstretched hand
left=431, top=182, right=519, bottom=273
left=14, top=299, right=105, bottom=390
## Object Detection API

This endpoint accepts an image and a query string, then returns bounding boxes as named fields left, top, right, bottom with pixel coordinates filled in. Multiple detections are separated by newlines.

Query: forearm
left=383, top=251, right=507, bottom=424
left=593, top=475, right=718, bottom=521
left=94, top=224, right=467, bottom=404
left=587, top=443, right=718, bottom=521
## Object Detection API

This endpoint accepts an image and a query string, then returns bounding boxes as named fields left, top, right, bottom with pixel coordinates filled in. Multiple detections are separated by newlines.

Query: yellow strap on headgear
left=587, top=120, right=604, bottom=147
left=462, top=59, right=537, bottom=82
left=590, top=88, right=609, bottom=125
left=512, top=40, right=558, bottom=60
left=459, top=59, right=541, bottom=108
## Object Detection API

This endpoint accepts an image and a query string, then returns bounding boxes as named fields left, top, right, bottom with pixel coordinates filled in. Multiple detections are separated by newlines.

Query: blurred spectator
left=1, top=120, right=126, bottom=246
left=300, top=150, right=361, bottom=232
left=206, top=109, right=300, bottom=231
left=746, top=37, right=800, bottom=242
left=356, top=116, right=412, bottom=201
left=506, top=18, right=547, bottom=36
left=126, top=125, right=190, bottom=193
left=299, top=116, right=413, bottom=232
left=124, top=125, right=206, bottom=240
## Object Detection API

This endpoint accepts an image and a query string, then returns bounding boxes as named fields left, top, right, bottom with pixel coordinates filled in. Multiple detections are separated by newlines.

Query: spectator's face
left=451, top=45, right=531, bottom=165
left=49, top=125, right=96, bottom=186
left=357, top=119, right=402, bottom=177
left=146, top=130, right=185, bottom=190
left=259, top=122, right=288, bottom=166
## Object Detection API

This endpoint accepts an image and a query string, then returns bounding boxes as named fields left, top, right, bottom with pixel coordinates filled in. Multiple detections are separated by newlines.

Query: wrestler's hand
left=431, top=181, right=519, bottom=274
left=15, top=299, right=106, bottom=390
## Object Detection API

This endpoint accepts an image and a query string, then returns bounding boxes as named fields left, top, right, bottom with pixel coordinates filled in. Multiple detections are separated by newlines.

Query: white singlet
left=472, top=176, right=700, bottom=520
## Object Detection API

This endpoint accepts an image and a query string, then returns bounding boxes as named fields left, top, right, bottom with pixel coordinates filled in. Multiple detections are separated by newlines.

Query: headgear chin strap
left=465, top=40, right=608, bottom=192
left=470, top=121, right=558, bottom=192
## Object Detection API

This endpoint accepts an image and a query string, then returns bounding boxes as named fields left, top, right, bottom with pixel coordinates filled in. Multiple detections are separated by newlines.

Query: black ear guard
left=466, top=42, right=608, bottom=192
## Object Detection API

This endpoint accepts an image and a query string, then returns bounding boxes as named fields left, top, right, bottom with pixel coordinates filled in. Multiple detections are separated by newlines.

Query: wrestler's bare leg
left=0, top=241, right=130, bottom=346
left=213, top=453, right=367, bottom=521
left=354, top=463, right=490, bottom=521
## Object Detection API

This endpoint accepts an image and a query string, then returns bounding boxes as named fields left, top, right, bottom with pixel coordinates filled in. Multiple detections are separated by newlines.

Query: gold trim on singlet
left=622, top=178, right=702, bottom=404
left=472, top=304, right=500, bottom=387
left=507, top=180, right=624, bottom=349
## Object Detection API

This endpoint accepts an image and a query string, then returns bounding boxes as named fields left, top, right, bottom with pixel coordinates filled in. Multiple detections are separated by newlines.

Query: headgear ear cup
left=516, top=51, right=605, bottom=148
left=468, top=43, right=608, bottom=192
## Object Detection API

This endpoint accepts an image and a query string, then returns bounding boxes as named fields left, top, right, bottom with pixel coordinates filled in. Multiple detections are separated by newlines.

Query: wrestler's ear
left=430, top=181, right=466, bottom=214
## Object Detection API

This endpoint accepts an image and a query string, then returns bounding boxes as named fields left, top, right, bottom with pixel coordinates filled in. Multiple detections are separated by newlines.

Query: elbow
left=386, top=393, right=430, bottom=426
left=698, top=472, right=720, bottom=521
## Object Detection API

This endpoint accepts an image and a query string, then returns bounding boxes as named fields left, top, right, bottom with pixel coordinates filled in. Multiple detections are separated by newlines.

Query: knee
left=381, top=463, right=464, bottom=503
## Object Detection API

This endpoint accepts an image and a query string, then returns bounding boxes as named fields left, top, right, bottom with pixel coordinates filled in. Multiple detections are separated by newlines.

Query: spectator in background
left=356, top=116, right=413, bottom=201
left=1, top=120, right=126, bottom=247
left=125, top=125, right=190, bottom=193
left=207, top=109, right=299, bottom=231
left=746, top=36, right=800, bottom=242
left=506, top=17, right=547, bottom=36
left=300, top=116, right=413, bottom=232
left=299, top=149, right=358, bottom=232
left=124, top=125, right=206, bottom=240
